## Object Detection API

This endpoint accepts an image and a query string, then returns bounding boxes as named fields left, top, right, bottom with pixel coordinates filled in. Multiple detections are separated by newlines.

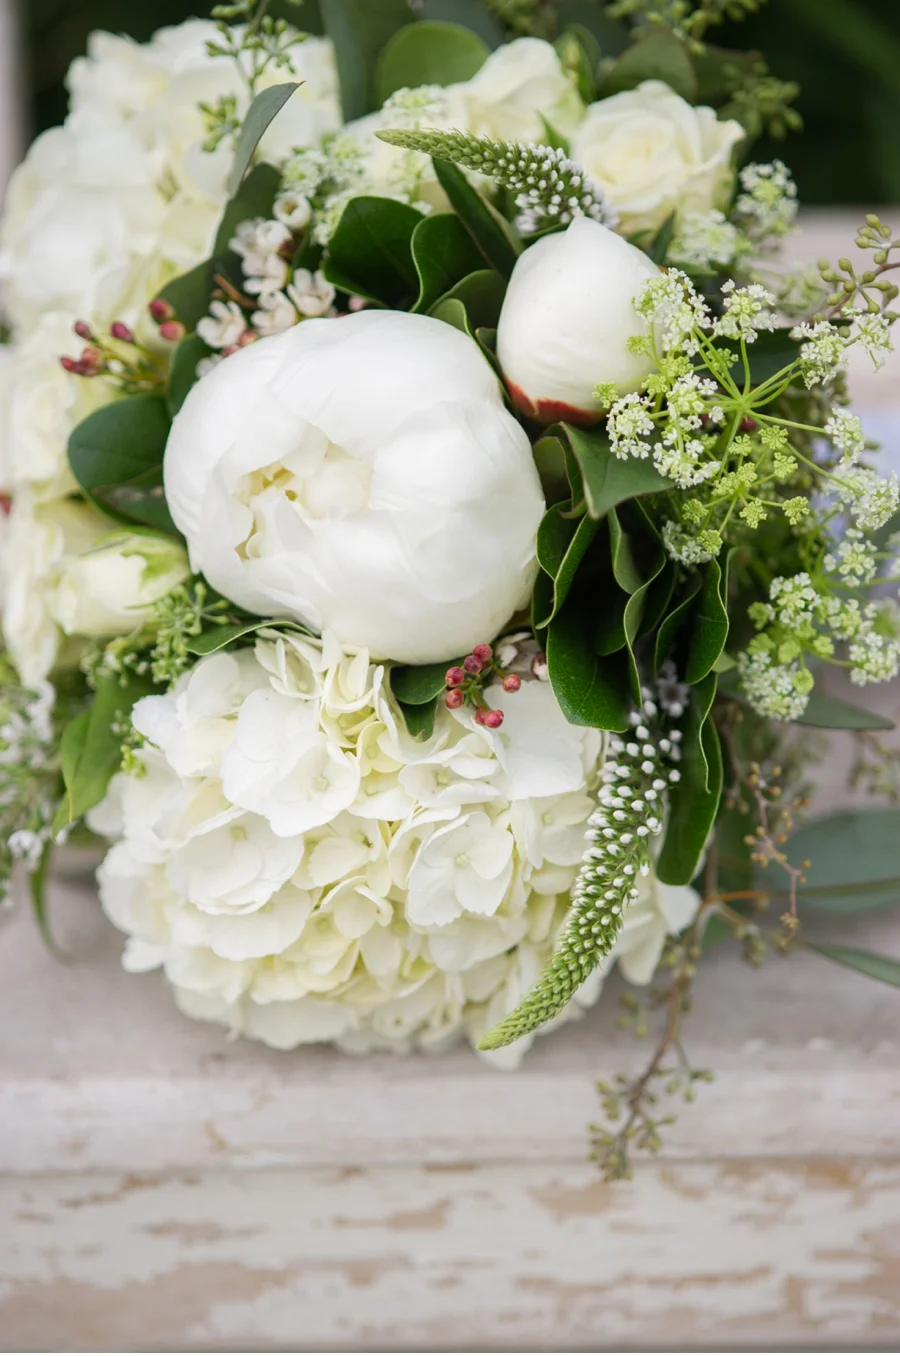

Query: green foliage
left=320, top=0, right=413, bottom=120
left=157, top=262, right=214, bottom=331
left=324, top=195, right=422, bottom=305
left=810, top=944, right=900, bottom=989
left=600, top=28, right=697, bottom=100
left=762, top=809, right=900, bottom=912
left=546, top=599, right=633, bottom=731
left=28, top=840, right=61, bottom=959
left=420, top=0, right=505, bottom=45
left=186, top=618, right=310, bottom=656
left=430, top=269, right=507, bottom=332
left=657, top=672, right=723, bottom=884
left=411, top=215, right=487, bottom=314
left=68, top=395, right=176, bottom=534
left=54, top=671, right=156, bottom=832
left=227, top=81, right=300, bottom=194
left=213, top=162, right=282, bottom=258
left=553, top=423, right=673, bottom=520
left=534, top=506, right=600, bottom=628
left=686, top=552, right=731, bottom=683
left=556, top=0, right=631, bottom=54
left=433, top=159, right=521, bottom=276
left=166, top=336, right=213, bottom=418
left=794, top=688, right=895, bottom=732
left=391, top=660, right=459, bottom=706
left=375, top=21, right=489, bottom=104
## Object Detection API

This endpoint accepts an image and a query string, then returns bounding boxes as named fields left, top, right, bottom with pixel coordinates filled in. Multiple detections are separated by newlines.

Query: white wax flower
left=570, top=80, right=743, bottom=235
left=496, top=217, right=659, bottom=423
left=164, top=310, right=544, bottom=664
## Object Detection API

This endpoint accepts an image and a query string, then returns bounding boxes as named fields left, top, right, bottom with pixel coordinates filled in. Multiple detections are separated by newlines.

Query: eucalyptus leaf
left=686, top=551, right=731, bottom=684
left=553, top=423, right=672, bottom=520
left=68, top=394, right=175, bottom=533
left=227, top=82, right=300, bottom=196
left=534, top=506, right=600, bottom=628
left=810, top=944, right=900, bottom=990
left=376, top=22, right=489, bottom=104
left=761, top=808, right=900, bottom=913
left=657, top=671, right=722, bottom=885
left=600, top=29, right=697, bottom=101
left=213, top=163, right=282, bottom=258
left=28, top=840, right=62, bottom=960
left=794, top=688, right=895, bottom=731
left=411, top=215, right=485, bottom=313
left=324, top=195, right=421, bottom=306
left=56, top=672, right=156, bottom=829
left=433, top=159, right=520, bottom=277
left=547, top=598, right=632, bottom=731
left=320, top=0, right=413, bottom=120
left=692, top=43, right=757, bottom=101
left=166, top=335, right=212, bottom=419
left=157, top=261, right=212, bottom=331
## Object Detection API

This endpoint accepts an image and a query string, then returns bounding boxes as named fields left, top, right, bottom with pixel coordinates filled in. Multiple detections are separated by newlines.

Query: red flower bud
left=109, top=321, right=135, bottom=343
left=502, top=673, right=521, bottom=693
left=237, top=329, right=258, bottom=347
left=73, top=320, right=93, bottom=340
left=444, top=689, right=464, bottom=709
left=149, top=298, right=174, bottom=322
left=463, top=654, right=483, bottom=674
left=59, top=356, right=81, bottom=374
left=445, top=666, right=465, bottom=688
left=740, top=416, right=758, bottom=433
left=483, top=709, right=504, bottom=729
left=0, top=492, right=12, bottom=517
left=474, top=707, right=487, bottom=725
left=80, top=345, right=106, bottom=375
left=472, top=643, right=493, bottom=663
left=159, top=320, right=185, bottom=342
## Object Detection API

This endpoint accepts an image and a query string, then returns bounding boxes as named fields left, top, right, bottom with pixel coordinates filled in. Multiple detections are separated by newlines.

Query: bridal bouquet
left=3, top=0, right=900, bottom=1176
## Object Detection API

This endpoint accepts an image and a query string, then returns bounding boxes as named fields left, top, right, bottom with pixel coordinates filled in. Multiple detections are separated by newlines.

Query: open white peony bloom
left=164, top=310, right=545, bottom=664
left=496, top=217, right=659, bottom=424
left=88, top=631, right=697, bottom=1065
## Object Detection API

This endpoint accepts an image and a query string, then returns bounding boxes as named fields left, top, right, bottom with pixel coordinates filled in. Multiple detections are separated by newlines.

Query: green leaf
left=534, top=506, right=600, bottom=628
left=157, top=261, right=212, bottom=331
left=420, top=0, right=504, bottom=46
left=600, top=29, right=697, bottom=101
left=547, top=598, right=632, bottom=732
left=324, top=195, right=421, bottom=306
left=557, top=0, right=630, bottom=55
left=320, top=0, right=413, bottom=120
left=399, top=696, right=439, bottom=739
left=810, top=944, right=900, bottom=990
left=28, top=839, right=63, bottom=960
left=430, top=268, right=507, bottom=330
left=187, top=619, right=311, bottom=656
left=56, top=672, right=156, bottom=829
left=647, top=211, right=676, bottom=265
left=555, top=25, right=599, bottom=104
left=762, top=809, right=900, bottom=913
left=794, top=688, right=895, bottom=731
left=654, top=572, right=702, bottom=673
left=166, top=335, right=212, bottom=419
left=411, top=215, right=486, bottom=313
left=552, top=424, right=672, bottom=520
left=213, top=163, right=282, bottom=258
left=713, top=327, right=801, bottom=386
left=691, top=43, right=757, bottom=102
left=657, top=672, right=723, bottom=885
left=430, top=296, right=471, bottom=336
left=608, top=504, right=666, bottom=702
left=533, top=434, right=573, bottom=507
left=685, top=552, right=731, bottom=684
left=376, top=21, right=488, bottom=104
left=391, top=660, right=458, bottom=706
left=68, top=394, right=175, bottom=533
left=433, top=159, right=520, bottom=277
left=227, top=82, right=300, bottom=196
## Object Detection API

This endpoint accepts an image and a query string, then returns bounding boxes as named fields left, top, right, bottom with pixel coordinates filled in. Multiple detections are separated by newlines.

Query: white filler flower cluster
left=89, top=632, right=698, bottom=1066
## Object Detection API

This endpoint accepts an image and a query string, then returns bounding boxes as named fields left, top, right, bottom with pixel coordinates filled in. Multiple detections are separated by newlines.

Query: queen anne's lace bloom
left=88, top=634, right=696, bottom=1066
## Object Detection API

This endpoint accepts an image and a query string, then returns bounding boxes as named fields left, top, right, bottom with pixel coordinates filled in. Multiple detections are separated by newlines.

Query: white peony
left=164, top=310, right=545, bottom=664
left=571, top=80, right=743, bottom=236
left=496, top=217, right=659, bottom=423
left=89, top=632, right=699, bottom=1065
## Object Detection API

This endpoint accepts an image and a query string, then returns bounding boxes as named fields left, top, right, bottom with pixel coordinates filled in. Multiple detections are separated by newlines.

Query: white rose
left=459, top=37, right=583, bottom=142
left=47, top=528, right=190, bottom=640
left=164, top=310, right=545, bottom=664
left=496, top=217, right=659, bottom=423
left=571, top=80, right=743, bottom=235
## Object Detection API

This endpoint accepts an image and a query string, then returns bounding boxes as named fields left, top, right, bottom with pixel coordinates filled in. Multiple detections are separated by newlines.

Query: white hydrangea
left=88, top=633, right=695, bottom=1066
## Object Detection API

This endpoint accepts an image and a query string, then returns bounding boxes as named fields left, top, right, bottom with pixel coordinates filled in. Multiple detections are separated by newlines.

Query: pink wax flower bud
left=149, top=298, right=174, bottom=322
left=159, top=320, right=185, bottom=342
left=80, top=345, right=105, bottom=374
left=445, top=666, right=466, bottom=688
left=483, top=709, right=504, bottom=729
left=109, top=321, right=135, bottom=343
left=463, top=654, right=483, bottom=675
left=59, top=356, right=81, bottom=374
left=445, top=689, right=464, bottom=710
left=502, top=673, right=521, bottom=692
left=472, top=643, right=493, bottom=663
left=237, top=329, right=258, bottom=347
left=73, top=320, right=93, bottom=340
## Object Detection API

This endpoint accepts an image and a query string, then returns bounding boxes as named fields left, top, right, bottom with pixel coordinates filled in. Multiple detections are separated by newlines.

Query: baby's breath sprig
left=479, top=686, right=684, bottom=1051
left=375, top=128, right=617, bottom=233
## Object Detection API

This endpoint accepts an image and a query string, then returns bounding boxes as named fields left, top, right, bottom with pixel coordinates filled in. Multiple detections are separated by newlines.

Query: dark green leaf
left=320, top=0, right=414, bottom=120
left=647, top=211, right=676, bottom=265
left=430, top=296, right=471, bottom=336
left=376, top=21, right=488, bottom=104
left=810, top=944, right=900, bottom=990
left=166, top=335, right=212, bottom=419
left=411, top=215, right=486, bottom=313
left=600, top=29, right=697, bottom=101
left=692, top=44, right=758, bottom=103
left=762, top=809, right=900, bottom=913
left=657, top=672, right=723, bottom=885
left=68, top=394, right=175, bottom=533
left=534, top=506, right=600, bottom=628
left=187, top=619, right=311, bottom=656
left=534, top=434, right=574, bottom=507
left=56, top=672, right=156, bottom=828
left=654, top=572, right=702, bottom=673
left=227, top=82, right=300, bottom=196
left=28, top=839, right=63, bottom=960
left=685, top=552, right=731, bottom=684
left=420, top=0, right=504, bottom=46
left=794, top=688, right=895, bottom=731
left=609, top=504, right=666, bottom=701
left=713, top=327, right=801, bottom=386
left=547, top=598, right=632, bottom=731
left=213, top=163, right=282, bottom=258
left=391, top=660, right=458, bottom=706
left=557, top=0, right=630, bottom=55
left=555, top=25, right=599, bottom=104
left=553, top=423, right=672, bottom=520
left=157, top=261, right=212, bottom=331
left=324, top=195, right=421, bottom=306
left=431, top=268, right=507, bottom=330
left=433, top=159, right=520, bottom=277
left=399, top=696, right=439, bottom=739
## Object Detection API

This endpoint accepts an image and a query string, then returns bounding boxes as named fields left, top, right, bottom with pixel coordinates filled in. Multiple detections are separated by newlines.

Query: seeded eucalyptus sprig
left=479, top=695, right=683, bottom=1051
left=375, top=128, right=617, bottom=234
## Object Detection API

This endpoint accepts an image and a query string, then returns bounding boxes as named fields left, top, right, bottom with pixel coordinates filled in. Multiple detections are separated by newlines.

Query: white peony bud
left=163, top=310, right=545, bottom=664
left=496, top=217, right=660, bottom=425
